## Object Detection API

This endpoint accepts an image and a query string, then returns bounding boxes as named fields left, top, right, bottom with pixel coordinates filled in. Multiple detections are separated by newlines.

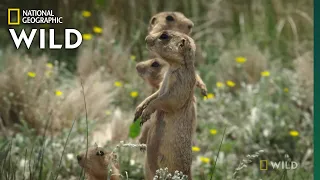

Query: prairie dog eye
left=96, top=150, right=104, bottom=156
left=166, top=15, right=174, bottom=21
left=159, top=33, right=169, bottom=40
left=151, top=61, right=160, bottom=67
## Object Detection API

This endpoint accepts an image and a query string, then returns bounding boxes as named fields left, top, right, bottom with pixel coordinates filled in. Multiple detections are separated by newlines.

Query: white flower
left=66, top=153, right=74, bottom=160
left=130, top=159, right=135, bottom=166
left=19, top=159, right=27, bottom=168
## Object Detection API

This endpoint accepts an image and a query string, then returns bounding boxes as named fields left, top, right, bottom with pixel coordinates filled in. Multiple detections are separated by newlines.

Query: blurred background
left=0, top=0, right=314, bottom=179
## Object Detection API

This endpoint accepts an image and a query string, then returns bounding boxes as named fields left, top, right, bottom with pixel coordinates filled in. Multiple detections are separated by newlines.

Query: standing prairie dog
left=147, top=11, right=207, bottom=96
left=135, top=58, right=201, bottom=145
left=77, top=145, right=121, bottom=180
left=135, top=30, right=197, bottom=179
left=147, top=11, right=205, bottom=67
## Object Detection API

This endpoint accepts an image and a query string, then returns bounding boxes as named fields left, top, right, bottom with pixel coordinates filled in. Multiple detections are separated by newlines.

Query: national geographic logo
left=8, top=8, right=63, bottom=25
left=260, top=160, right=298, bottom=170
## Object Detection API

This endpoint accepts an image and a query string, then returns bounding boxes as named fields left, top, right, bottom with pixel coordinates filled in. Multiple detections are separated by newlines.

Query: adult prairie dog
left=135, top=30, right=197, bottom=179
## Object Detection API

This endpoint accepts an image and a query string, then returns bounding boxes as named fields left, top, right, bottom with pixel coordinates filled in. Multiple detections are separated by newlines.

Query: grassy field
left=0, top=0, right=314, bottom=179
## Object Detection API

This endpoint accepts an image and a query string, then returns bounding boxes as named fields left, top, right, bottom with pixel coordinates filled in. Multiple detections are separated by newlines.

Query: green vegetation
left=0, top=0, right=313, bottom=179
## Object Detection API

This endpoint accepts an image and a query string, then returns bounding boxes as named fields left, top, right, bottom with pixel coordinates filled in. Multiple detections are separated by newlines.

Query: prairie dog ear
left=179, top=38, right=186, bottom=48
left=148, top=16, right=157, bottom=32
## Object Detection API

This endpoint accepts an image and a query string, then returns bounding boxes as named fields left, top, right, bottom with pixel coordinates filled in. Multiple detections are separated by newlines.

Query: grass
left=0, top=0, right=314, bottom=179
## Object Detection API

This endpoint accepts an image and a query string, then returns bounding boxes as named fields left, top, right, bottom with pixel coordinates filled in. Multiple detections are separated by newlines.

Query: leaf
left=129, top=118, right=141, bottom=139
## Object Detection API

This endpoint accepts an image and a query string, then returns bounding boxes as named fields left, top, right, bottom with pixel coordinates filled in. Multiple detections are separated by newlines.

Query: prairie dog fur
left=77, top=145, right=121, bottom=180
left=135, top=30, right=197, bottom=179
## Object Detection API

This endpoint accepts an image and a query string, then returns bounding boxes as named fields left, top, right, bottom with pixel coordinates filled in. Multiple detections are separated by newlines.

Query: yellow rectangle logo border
left=8, top=8, right=20, bottom=25
left=260, top=160, right=268, bottom=170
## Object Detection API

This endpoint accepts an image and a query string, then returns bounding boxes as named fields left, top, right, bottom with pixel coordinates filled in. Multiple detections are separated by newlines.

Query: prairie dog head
left=148, top=12, right=194, bottom=35
left=145, top=30, right=196, bottom=65
left=77, top=145, right=118, bottom=178
left=135, top=58, right=168, bottom=89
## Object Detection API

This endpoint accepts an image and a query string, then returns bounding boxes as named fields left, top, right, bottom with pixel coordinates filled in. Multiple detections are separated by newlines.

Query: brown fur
left=146, top=12, right=207, bottom=96
left=148, top=12, right=194, bottom=35
left=135, top=59, right=200, bottom=146
left=135, top=30, right=197, bottom=179
left=77, top=145, right=121, bottom=180
left=147, top=11, right=205, bottom=67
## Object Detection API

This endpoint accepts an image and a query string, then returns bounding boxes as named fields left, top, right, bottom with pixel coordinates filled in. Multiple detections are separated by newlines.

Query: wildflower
left=19, top=159, right=27, bottom=168
left=105, top=110, right=111, bottom=116
left=27, top=71, right=36, bottom=78
left=82, top=34, right=92, bottom=40
left=130, top=91, right=139, bottom=98
left=114, top=81, right=123, bottom=87
left=261, top=71, right=270, bottom=77
left=55, top=90, right=63, bottom=97
left=82, top=10, right=91, bottom=17
left=93, top=26, right=103, bottom=34
left=289, top=130, right=299, bottom=137
left=203, top=93, right=215, bottom=100
left=192, top=146, right=200, bottom=152
left=46, top=63, right=53, bottom=69
left=226, top=80, right=236, bottom=87
left=66, top=153, right=74, bottom=160
left=216, top=82, right=224, bottom=88
left=130, top=55, right=136, bottom=61
left=130, top=159, right=136, bottom=166
left=283, top=88, right=289, bottom=93
left=199, top=157, right=210, bottom=164
left=210, top=129, right=217, bottom=135
left=235, top=56, right=247, bottom=64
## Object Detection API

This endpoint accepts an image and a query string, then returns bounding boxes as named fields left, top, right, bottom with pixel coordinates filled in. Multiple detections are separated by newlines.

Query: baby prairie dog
left=135, top=30, right=197, bottom=179
left=77, top=145, right=121, bottom=180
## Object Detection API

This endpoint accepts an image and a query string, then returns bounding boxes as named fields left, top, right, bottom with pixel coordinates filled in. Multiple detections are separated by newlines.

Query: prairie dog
left=77, top=145, right=121, bottom=180
left=135, top=59, right=201, bottom=145
left=147, top=11, right=207, bottom=96
left=148, top=12, right=194, bottom=35
left=135, top=30, right=197, bottom=179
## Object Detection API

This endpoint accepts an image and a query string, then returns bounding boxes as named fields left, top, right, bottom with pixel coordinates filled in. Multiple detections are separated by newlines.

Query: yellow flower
left=105, top=110, right=112, bottom=116
left=216, top=82, right=224, bottom=88
left=283, top=88, right=289, bottom=93
left=114, top=81, right=123, bottom=87
left=46, top=63, right=53, bottom=69
left=82, top=11, right=91, bottom=17
left=130, top=91, right=139, bottom=98
left=27, top=71, right=36, bottom=78
left=93, top=26, right=103, bottom=34
left=130, top=55, right=136, bottom=61
left=45, top=70, right=52, bottom=78
left=261, top=71, right=270, bottom=77
left=235, top=56, right=247, bottom=64
left=192, top=146, right=200, bottom=152
left=82, top=34, right=92, bottom=40
left=55, top=90, right=63, bottom=97
left=204, top=93, right=215, bottom=100
left=210, top=129, right=217, bottom=135
left=289, top=130, right=299, bottom=137
left=226, top=80, right=236, bottom=87
left=199, top=157, right=210, bottom=164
